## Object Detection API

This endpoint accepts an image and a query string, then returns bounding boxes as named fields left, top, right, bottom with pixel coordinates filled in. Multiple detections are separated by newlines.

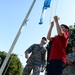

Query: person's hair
left=61, top=24, right=69, bottom=31
left=42, top=37, right=47, bottom=41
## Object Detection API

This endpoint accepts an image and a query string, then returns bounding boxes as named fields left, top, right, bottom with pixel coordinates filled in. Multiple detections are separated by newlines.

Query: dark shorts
left=47, top=60, right=65, bottom=75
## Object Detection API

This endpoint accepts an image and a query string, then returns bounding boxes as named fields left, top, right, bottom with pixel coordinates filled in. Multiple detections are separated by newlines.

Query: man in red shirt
left=47, top=16, right=69, bottom=75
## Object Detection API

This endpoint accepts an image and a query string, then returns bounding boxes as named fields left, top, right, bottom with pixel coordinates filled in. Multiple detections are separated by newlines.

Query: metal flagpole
left=0, top=0, right=36, bottom=75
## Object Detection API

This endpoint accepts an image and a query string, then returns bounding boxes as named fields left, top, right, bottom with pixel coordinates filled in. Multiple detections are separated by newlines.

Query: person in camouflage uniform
left=63, top=45, right=75, bottom=75
left=22, top=37, right=47, bottom=75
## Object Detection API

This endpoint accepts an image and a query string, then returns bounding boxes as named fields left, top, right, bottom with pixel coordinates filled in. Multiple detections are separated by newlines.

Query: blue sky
left=0, top=0, right=75, bottom=74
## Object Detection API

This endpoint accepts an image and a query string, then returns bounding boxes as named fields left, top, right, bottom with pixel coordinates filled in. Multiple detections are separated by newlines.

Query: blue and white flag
left=39, top=0, right=51, bottom=24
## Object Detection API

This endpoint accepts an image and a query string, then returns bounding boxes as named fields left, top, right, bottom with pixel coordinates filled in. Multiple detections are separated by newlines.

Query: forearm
left=47, top=21, right=54, bottom=40
left=42, top=51, right=47, bottom=68
left=41, top=60, right=47, bottom=69
left=54, top=16, right=62, bottom=36
left=47, top=27, right=52, bottom=39
left=56, top=22, right=62, bottom=34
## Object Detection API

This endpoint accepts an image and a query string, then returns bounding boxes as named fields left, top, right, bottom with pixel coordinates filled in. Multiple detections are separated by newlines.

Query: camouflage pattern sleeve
left=25, top=44, right=35, bottom=54
left=41, top=47, right=47, bottom=68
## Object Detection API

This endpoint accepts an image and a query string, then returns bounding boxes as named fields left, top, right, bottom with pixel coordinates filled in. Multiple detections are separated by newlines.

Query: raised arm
left=47, top=21, right=54, bottom=41
left=54, top=16, right=63, bottom=36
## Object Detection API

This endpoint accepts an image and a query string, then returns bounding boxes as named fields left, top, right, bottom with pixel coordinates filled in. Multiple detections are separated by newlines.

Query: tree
left=66, top=25, right=75, bottom=54
left=0, top=51, right=23, bottom=75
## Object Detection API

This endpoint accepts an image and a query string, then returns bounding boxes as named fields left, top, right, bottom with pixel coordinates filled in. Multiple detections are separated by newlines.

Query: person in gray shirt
left=63, top=45, right=75, bottom=75
left=22, top=37, right=47, bottom=75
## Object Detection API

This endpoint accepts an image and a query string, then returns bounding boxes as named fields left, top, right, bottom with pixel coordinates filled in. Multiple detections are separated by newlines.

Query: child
left=47, top=16, right=69, bottom=75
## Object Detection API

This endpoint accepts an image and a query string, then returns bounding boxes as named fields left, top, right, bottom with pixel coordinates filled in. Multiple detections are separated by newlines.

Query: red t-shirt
left=48, top=31, right=69, bottom=64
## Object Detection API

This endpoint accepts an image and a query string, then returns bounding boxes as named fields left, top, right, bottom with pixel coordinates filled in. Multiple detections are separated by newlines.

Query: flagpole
left=0, top=0, right=36, bottom=75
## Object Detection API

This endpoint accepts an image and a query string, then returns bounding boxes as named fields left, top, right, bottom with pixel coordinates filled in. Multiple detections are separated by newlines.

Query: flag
left=39, top=0, right=51, bottom=24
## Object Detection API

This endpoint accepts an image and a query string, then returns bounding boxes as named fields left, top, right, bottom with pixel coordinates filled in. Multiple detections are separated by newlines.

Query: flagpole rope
left=49, top=5, right=53, bottom=23
left=54, top=0, right=58, bottom=15
left=49, top=0, right=59, bottom=26
left=49, top=0, right=58, bottom=23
